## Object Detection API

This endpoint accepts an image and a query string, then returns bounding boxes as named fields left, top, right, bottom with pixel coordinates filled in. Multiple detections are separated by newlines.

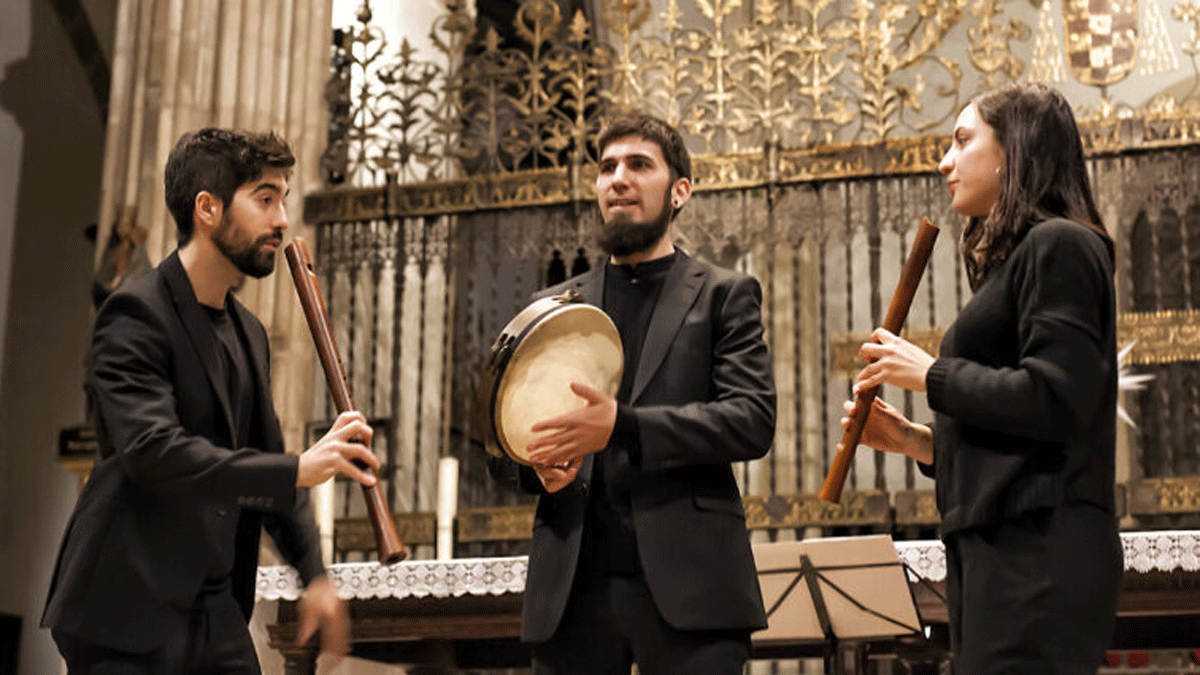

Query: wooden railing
left=333, top=478, right=1200, bottom=560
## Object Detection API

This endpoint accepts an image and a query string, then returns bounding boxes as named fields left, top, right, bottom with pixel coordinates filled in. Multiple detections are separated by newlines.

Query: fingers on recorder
left=297, top=412, right=381, bottom=488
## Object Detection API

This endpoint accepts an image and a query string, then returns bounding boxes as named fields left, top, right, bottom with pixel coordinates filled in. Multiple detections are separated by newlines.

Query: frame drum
left=481, top=291, right=623, bottom=465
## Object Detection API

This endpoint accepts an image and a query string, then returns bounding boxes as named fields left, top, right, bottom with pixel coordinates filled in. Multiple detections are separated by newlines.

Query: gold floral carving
left=333, top=481, right=1200, bottom=549
left=1118, top=309, right=1200, bottom=364
left=742, top=490, right=891, bottom=528
left=335, top=512, right=437, bottom=555
left=828, top=328, right=945, bottom=376
left=456, top=505, right=537, bottom=542
left=333, top=505, right=536, bottom=555
left=319, top=0, right=1200, bottom=193
left=1128, top=477, right=1200, bottom=515
left=307, top=111, right=1200, bottom=219
left=828, top=310, right=1200, bottom=375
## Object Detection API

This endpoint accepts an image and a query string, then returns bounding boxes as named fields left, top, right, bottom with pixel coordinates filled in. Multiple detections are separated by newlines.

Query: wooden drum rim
left=480, top=291, right=622, bottom=465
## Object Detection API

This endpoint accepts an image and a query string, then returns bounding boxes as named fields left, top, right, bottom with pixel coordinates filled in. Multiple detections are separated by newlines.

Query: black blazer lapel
left=159, top=252, right=237, bottom=441
left=631, top=254, right=705, bottom=403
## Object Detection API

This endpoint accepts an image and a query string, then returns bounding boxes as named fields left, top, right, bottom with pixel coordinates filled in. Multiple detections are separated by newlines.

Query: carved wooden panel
left=1128, top=477, right=1200, bottom=515
left=742, top=490, right=892, bottom=529
left=893, top=490, right=939, bottom=526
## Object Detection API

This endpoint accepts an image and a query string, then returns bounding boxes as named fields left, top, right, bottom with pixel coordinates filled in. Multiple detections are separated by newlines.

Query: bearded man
left=496, top=113, right=777, bottom=675
left=43, top=128, right=381, bottom=674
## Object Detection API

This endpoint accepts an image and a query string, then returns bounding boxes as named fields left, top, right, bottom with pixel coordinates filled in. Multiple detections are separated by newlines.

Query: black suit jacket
left=516, top=251, right=776, bottom=642
left=42, top=252, right=324, bottom=653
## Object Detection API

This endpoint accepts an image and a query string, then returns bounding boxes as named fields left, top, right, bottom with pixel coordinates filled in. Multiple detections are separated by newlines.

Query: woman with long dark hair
left=844, top=82, right=1122, bottom=674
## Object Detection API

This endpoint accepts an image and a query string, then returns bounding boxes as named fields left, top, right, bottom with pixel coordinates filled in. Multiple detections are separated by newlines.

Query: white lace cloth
left=257, top=531, right=1200, bottom=601
left=896, top=530, right=1200, bottom=583
left=257, top=556, right=527, bottom=602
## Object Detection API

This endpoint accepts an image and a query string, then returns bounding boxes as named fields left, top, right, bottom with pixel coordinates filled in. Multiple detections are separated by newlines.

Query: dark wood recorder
left=819, top=218, right=940, bottom=504
left=285, top=238, right=407, bottom=563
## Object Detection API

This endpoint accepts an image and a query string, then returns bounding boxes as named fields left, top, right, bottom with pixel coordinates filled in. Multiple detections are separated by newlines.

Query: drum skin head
left=492, top=303, right=622, bottom=465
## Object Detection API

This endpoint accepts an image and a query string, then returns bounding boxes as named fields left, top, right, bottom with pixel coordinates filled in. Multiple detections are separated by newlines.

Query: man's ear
left=193, top=191, right=222, bottom=236
left=671, top=177, right=692, bottom=210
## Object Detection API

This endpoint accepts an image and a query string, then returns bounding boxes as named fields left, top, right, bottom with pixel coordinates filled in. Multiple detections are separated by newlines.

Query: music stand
left=753, top=535, right=923, bottom=673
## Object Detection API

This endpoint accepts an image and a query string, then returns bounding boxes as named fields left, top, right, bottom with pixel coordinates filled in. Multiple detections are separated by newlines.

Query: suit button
left=217, top=507, right=229, bottom=517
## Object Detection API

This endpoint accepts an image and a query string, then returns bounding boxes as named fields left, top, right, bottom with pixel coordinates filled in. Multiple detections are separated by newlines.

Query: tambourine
left=480, top=290, right=623, bottom=466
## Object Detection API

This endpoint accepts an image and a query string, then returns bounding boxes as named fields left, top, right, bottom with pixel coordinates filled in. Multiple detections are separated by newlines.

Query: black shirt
left=202, top=301, right=258, bottom=582
left=583, top=250, right=677, bottom=574
left=203, top=303, right=255, bottom=449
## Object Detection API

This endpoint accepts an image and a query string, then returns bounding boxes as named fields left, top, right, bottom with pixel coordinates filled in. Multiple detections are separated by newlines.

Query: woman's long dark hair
left=961, top=82, right=1112, bottom=289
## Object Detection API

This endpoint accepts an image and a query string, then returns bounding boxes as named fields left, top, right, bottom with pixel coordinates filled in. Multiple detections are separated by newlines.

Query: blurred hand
left=525, top=382, right=616, bottom=468
left=296, top=576, right=349, bottom=672
left=854, top=327, right=936, bottom=394
left=296, top=411, right=380, bottom=488
left=532, top=457, right=582, bottom=493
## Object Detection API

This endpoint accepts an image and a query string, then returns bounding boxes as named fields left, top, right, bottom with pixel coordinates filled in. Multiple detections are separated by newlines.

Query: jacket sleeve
left=633, top=275, right=777, bottom=472
left=262, top=486, right=326, bottom=584
left=487, top=453, right=547, bottom=495
left=88, top=291, right=299, bottom=511
left=925, top=223, right=1113, bottom=443
left=256, top=346, right=326, bottom=584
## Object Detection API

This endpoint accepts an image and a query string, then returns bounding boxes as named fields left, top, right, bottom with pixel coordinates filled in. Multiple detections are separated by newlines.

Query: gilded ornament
left=1062, top=0, right=1138, bottom=87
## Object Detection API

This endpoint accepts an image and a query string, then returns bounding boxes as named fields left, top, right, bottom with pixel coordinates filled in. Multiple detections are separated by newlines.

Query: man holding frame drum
left=490, top=113, right=777, bottom=675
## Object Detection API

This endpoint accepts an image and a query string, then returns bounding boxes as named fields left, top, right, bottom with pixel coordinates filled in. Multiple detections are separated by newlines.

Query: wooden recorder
left=819, top=218, right=940, bottom=504
left=285, top=238, right=407, bottom=563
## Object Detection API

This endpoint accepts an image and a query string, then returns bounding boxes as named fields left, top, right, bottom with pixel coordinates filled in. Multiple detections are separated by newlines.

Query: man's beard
left=213, top=213, right=278, bottom=279
left=597, top=189, right=673, bottom=258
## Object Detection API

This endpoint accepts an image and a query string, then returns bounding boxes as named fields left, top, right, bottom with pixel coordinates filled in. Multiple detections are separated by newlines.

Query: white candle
left=436, top=456, right=459, bottom=559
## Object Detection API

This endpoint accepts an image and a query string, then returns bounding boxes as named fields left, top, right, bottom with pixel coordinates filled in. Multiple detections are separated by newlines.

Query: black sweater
left=924, top=219, right=1117, bottom=535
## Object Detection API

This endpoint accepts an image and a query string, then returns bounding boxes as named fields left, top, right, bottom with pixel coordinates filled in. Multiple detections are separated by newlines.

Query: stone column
left=95, top=0, right=334, bottom=557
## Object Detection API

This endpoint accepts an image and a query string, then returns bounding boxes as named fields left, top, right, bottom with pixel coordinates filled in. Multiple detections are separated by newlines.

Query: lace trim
left=258, top=531, right=1200, bottom=600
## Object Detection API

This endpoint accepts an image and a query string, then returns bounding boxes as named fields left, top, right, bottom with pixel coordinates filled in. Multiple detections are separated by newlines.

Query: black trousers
left=53, top=585, right=261, bottom=675
left=532, top=566, right=751, bottom=675
left=944, top=503, right=1122, bottom=675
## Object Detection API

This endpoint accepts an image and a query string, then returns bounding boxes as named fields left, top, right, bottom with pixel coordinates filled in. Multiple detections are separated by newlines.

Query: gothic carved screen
left=310, top=0, right=1200, bottom=557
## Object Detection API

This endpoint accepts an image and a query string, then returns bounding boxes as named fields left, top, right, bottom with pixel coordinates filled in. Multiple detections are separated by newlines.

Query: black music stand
left=753, top=535, right=924, bottom=674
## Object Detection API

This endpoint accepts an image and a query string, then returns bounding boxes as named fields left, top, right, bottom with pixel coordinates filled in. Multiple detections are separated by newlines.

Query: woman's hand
left=840, top=397, right=933, bottom=464
left=854, top=328, right=936, bottom=394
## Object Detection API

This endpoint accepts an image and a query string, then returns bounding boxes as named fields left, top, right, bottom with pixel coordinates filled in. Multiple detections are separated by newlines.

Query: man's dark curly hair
left=163, top=128, right=294, bottom=244
left=596, top=112, right=691, bottom=184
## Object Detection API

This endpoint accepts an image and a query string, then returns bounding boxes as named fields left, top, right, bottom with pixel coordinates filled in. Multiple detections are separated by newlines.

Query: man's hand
left=295, top=576, right=349, bottom=671
left=532, top=457, right=582, bottom=493
left=525, top=382, right=616, bottom=468
left=296, top=411, right=380, bottom=488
